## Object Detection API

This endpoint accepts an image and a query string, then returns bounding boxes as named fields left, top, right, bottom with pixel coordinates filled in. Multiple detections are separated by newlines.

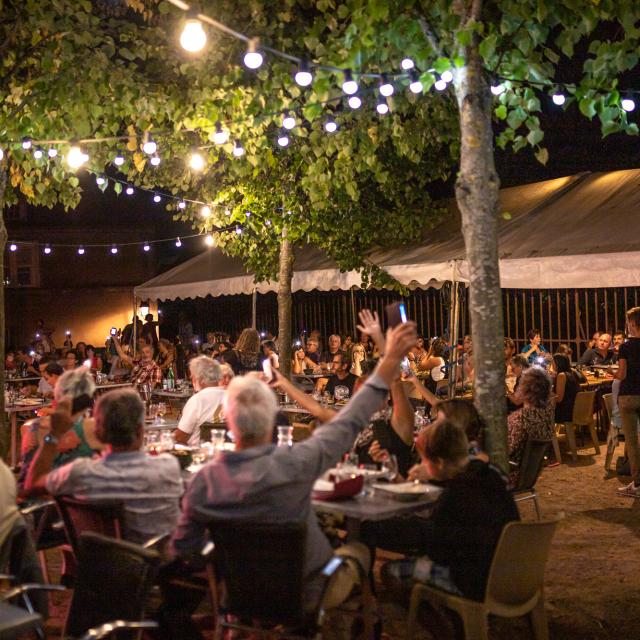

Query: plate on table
left=16, top=398, right=44, bottom=406
left=373, top=482, right=439, bottom=502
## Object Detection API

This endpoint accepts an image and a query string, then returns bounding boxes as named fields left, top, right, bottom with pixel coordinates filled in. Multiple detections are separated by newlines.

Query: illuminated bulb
left=294, top=60, right=313, bottom=87
left=114, top=152, right=125, bottom=166
left=282, top=111, right=296, bottom=130
left=409, top=70, right=423, bottom=94
left=153, top=194, right=161, bottom=203
left=66, top=145, right=88, bottom=169
left=96, top=175, right=106, bottom=186
left=190, top=151, right=205, bottom=171
left=143, top=242, right=150, bottom=252
left=48, top=148, right=58, bottom=158
left=205, top=234, right=215, bottom=247
left=150, top=154, right=161, bottom=166
left=401, top=58, right=414, bottom=70
left=621, top=96, right=636, bottom=112
left=491, top=83, right=505, bottom=96
left=342, top=69, right=358, bottom=95
left=9, top=243, right=17, bottom=252
left=225, top=209, right=230, bottom=216
left=142, top=136, right=157, bottom=155
left=201, top=205, right=211, bottom=218
left=175, top=237, right=182, bottom=247
left=232, top=141, right=245, bottom=157
left=434, top=78, right=447, bottom=91
left=235, top=226, right=242, bottom=235
left=552, top=92, right=566, bottom=106
left=213, top=122, right=229, bottom=145
left=376, top=102, right=389, bottom=115
left=44, top=245, right=52, bottom=255
left=180, top=17, right=207, bottom=53
left=324, top=119, right=338, bottom=133
left=22, top=137, right=32, bottom=150
left=178, top=201, right=186, bottom=209
left=277, top=133, right=290, bottom=147
left=348, top=96, right=362, bottom=109
left=77, top=246, right=85, bottom=255
left=379, top=74, right=394, bottom=97
left=125, top=185, right=134, bottom=195
left=244, top=39, right=263, bottom=69
left=111, top=245, right=118, bottom=254
left=33, top=148, right=43, bottom=160
left=441, top=70, right=453, bottom=83
left=0, top=149, right=3, bottom=161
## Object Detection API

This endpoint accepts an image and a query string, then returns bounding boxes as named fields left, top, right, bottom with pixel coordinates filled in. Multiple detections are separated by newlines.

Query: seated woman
left=85, top=344, right=103, bottom=373
left=506, top=354, right=529, bottom=413
left=507, top=367, right=555, bottom=484
left=365, top=418, right=519, bottom=601
left=553, top=353, right=580, bottom=424
left=417, top=338, right=447, bottom=394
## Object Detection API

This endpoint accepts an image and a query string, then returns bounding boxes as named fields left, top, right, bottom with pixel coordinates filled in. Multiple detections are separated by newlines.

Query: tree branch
left=417, top=15, right=444, bottom=58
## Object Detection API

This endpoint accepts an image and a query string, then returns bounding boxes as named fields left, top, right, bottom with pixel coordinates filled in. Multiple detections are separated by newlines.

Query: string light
left=342, top=69, right=358, bottom=95
left=143, top=242, right=151, bottom=252
left=113, top=152, right=125, bottom=166
left=189, top=151, right=205, bottom=170
left=96, top=175, right=106, bottom=186
left=213, top=122, right=229, bottom=145
left=142, top=135, right=157, bottom=155
left=205, top=234, right=215, bottom=246
left=282, top=111, right=296, bottom=130
left=235, top=226, right=242, bottom=234
left=201, top=205, right=211, bottom=217
left=111, top=245, right=118, bottom=254
left=621, top=95, right=636, bottom=112
left=401, top=58, right=414, bottom=70
left=175, top=237, right=182, bottom=247
left=409, top=70, right=424, bottom=94
left=244, top=38, right=263, bottom=69
left=376, top=102, right=389, bottom=115
left=9, top=243, right=16, bottom=252
left=66, top=145, right=88, bottom=169
left=491, top=83, right=505, bottom=96
left=43, top=245, right=52, bottom=255
left=294, top=60, right=313, bottom=87
left=379, top=74, right=394, bottom=97
left=348, top=96, right=362, bottom=109
left=232, top=141, right=245, bottom=157
left=552, top=89, right=566, bottom=106
left=277, top=132, right=290, bottom=147
left=150, top=154, right=161, bottom=166
left=0, top=148, right=3, bottom=161
left=153, top=193, right=162, bottom=203
left=22, top=137, right=32, bottom=150
left=78, top=246, right=85, bottom=255
left=441, top=70, right=454, bottom=83
left=178, top=201, right=187, bottom=209
left=33, top=148, right=43, bottom=160
left=324, top=119, right=338, bottom=133
left=434, top=77, right=447, bottom=91
left=125, top=185, right=135, bottom=195
left=180, top=11, right=207, bottom=53
left=47, top=148, right=58, bottom=158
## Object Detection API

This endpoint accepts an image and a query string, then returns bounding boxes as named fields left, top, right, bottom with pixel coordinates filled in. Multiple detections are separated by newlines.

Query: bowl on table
left=312, top=475, right=364, bottom=501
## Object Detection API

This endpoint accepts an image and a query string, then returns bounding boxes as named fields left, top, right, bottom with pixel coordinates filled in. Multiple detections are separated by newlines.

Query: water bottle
left=168, top=367, right=175, bottom=390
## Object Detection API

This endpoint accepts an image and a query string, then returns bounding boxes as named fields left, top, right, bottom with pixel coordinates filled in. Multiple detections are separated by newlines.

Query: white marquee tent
left=135, top=169, right=640, bottom=301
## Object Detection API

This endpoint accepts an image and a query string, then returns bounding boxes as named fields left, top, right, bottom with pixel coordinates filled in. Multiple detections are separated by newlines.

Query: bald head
left=597, top=333, right=611, bottom=351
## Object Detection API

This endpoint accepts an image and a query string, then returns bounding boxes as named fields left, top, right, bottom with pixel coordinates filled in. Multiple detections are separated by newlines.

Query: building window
left=5, top=245, right=40, bottom=287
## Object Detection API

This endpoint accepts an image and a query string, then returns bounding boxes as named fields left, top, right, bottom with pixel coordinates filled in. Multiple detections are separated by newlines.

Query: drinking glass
left=334, top=385, right=350, bottom=403
left=191, top=449, right=206, bottom=465
left=144, top=431, right=159, bottom=453
left=210, top=429, right=226, bottom=452
left=160, top=429, right=173, bottom=451
left=381, top=454, right=399, bottom=482
left=156, top=402, right=167, bottom=424
left=277, top=425, right=293, bottom=447
left=147, top=403, right=159, bottom=422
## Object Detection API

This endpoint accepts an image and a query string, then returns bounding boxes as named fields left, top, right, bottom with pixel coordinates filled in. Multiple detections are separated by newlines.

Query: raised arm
left=357, top=309, right=385, bottom=355
left=112, top=336, right=133, bottom=366
left=271, top=370, right=336, bottom=424
left=389, top=378, right=415, bottom=445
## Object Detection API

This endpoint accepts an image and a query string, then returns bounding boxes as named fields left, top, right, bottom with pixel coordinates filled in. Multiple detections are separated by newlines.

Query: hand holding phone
left=385, top=302, right=408, bottom=328
left=110, top=327, right=117, bottom=336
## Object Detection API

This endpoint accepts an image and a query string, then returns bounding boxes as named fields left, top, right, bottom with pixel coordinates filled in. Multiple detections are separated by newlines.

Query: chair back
left=55, top=496, right=124, bottom=553
left=486, top=520, right=557, bottom=607
left=207, top=520, right=307, bottom=626
left=64, top=532, right=160, bottom=639
left=571, top=391, right=596, bottom=426
left=602, top=393, right=614, bottom=426
left=513, top=439, right=550, bottom=493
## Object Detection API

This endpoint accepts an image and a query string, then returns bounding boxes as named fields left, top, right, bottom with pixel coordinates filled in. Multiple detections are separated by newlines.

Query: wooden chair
left=554, top=391, right=599, bottom=461
left=407, top=520, right=558, bottom=640
left=511, top=439, right=550, bottom=520
left=602, top=393, right=621, bottom=472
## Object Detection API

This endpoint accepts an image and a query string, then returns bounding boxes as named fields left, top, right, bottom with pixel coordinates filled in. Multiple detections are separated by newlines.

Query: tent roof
left=136, top=169, right=640, bottom=301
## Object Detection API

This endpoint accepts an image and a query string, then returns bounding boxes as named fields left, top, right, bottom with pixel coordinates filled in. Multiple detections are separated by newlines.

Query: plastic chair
left=555, top=391, right=599, bottom=461
left=206, top=520, right=372, bottom=639
left=407, top=520, right=558, bottom=640
left=511, top=439, right=550, bottom=520
left=602, top=393, right=621, bottom=472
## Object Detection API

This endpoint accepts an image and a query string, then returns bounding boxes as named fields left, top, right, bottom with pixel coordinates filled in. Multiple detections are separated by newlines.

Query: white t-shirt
left=176, top=386, right=226, bottom=447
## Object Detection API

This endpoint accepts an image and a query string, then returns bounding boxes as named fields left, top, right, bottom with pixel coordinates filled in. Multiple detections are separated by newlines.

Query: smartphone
left=262, top=358, right=273, bottom=382
left=400, top=356, right=412, bottom=376
left=385, top=301, right=408, bottom=328
left=110, top=327, right=117, bottom=336
left=71, top=394, right=92, bottom=414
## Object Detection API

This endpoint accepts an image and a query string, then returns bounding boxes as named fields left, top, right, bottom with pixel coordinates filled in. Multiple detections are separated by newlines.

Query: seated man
left=174, top=356, right=225, bottom=447
left=364, top=419, right=519, bottom=602
left=319, top=334, right=343, bottom=370
left=158, top=321, right=417, bottom=639
left=316, top=352, right=359, bottom=400
left=21, top=389, right=183, bottom=544
left=579, top=332, right=613, bottom=366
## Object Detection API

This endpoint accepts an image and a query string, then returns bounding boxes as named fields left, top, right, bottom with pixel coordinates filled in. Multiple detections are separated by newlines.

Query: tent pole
left=251, top=288, right=257, bottom=329
left=448, top=262, right=460, bottom=399
left=350, top=287, right=357, bottom=338
left=132, top=295, right=138, bottom=359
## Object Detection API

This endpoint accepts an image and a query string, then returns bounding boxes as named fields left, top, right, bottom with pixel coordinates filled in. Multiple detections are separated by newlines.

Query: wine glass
left=160, top=429, right=173, bottom=451
left=381, top=454, right=398, bottom=482
left=156, top=402, right=167, bottom=424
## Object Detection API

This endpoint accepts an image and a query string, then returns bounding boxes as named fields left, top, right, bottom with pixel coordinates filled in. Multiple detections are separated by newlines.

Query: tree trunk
left=0, top=169, right=7, bottom=460
left=453, top=32, right=508, bottom=471
left=277, top=230, right=294, bottom=378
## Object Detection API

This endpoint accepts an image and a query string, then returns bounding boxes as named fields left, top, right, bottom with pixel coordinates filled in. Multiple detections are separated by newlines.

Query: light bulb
left=150, top=154, right=161, bottom=166
left=142, top=136, right=157, bottom=155
left=9, top=243, right=16, bottom=252
left=114, top=152, right=125, bottom=166
left=235, top=226, right=242, bottom=235
left=324, top=119, right=338, bottom=133
left=233, top=141, right=245, bottom=157
left=294, top=61, right=313, bottom=87
left=77, top=246, right=85, bottom=255
left=44, top=245, right=52, bottom=255
left=552, top=92, right=566, bottom=106
left=379, top=74, right=394, bottom=97
left=143, top=242, right=150, bottom=252
left=401, top=58, right=415, bottom=70
left=96, top=176, right=106, bottom=186
left=490, top=83, right=505, bottom=96
left=348, top=96, right=362, bottom=109
left=342, top=69, right=358, bottom=95
left=277, top=133, right=290, bottom=147
left=153, top=194, right=161, bottom=203
left=47, top=148, right=58, bottom=158
left=225, top=208, right=230, bottom=216
left=66, top=145, right=88, bottom=169
left=434, top=78, right=447, bottom=91
left=205, top=234, right=215, bottom=246
left=111, top=245, right=118, bottom=254
left=22, top=137, right=32, bottom=150
left=213, top=122, right=229, bottom=145
left=282, top=111, right=296, bottom=129
left=376, top=102, right=389, bottom=115
left=178, top=201, right=186, bottom=209
left=621, top=97, right=636, bottom=112
left=409, top=70, right=423, bottom=93
left=201, top=205, right=211, bottom=218
left=244, top=39, right=263, bottom=69
left=125, top=185, right=134, bottom=195
left=190, top=151, right=205, bottom=170
left=180, top=18, right=207, bottom=53
left=441, top=70, right=453, bottom=83
left=175, top=237, right=182, bottom=247
left=33, top=148, right=43, bottom=160
left=0, top=148, right=3, bottom=161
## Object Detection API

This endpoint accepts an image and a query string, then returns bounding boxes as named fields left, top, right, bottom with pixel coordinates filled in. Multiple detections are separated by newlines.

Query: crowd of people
left=2, top=305, right=639, bottom=638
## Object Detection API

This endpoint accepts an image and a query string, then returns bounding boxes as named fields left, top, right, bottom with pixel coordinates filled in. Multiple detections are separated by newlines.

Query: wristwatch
left=43, top=433, right=59, bottom=446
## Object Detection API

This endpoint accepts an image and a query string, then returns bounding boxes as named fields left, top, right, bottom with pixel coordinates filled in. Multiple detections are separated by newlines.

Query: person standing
left=614, top=308, right=640, bottom=497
